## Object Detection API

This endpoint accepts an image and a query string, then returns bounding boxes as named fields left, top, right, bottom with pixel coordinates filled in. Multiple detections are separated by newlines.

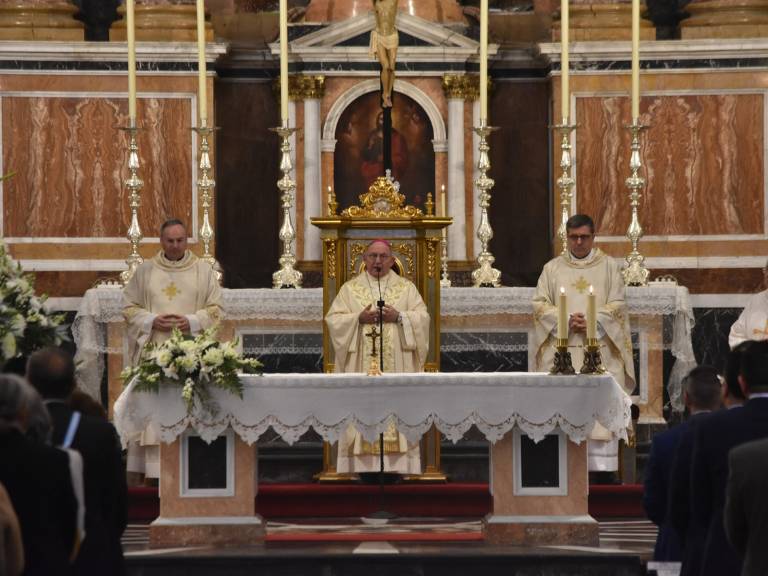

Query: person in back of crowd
left=721, top=341, right=749, bottom=409
left=724, top=436, right=768, bottom=576
left=0, top=374, right=78, bottom=576
left=0, top=482, right=24, bottom=576
left=644, top=365, right=721, bottom=562
left=27, top=347, right=127, bottom=576
left=690, top=340, right=768, bottom=576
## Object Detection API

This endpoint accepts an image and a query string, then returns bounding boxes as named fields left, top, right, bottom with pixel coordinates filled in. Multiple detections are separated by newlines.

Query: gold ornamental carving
left=442, top=74, right=480, bottom=100
left=273, top=75, right=326, bottom=101
left=426, top=239, right=438, bottom=279
left=341, top=176, right=423, bottom=219
left=324, top=239, right=337, bottom=279
left=391, top=242, right=415, bottom=277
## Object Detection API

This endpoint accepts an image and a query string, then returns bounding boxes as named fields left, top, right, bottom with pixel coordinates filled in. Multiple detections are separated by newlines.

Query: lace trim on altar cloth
left=113, top=373, right=632, bottom=448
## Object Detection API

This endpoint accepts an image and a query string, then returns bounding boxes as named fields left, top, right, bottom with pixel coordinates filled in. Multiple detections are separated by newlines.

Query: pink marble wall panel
left=3, top=95, right=193, bottom=238
left=575, top=93, right=763, bottom=237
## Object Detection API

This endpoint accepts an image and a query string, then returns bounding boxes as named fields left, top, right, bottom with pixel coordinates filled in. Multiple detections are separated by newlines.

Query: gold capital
left=442, top=74, right=480, bottom=100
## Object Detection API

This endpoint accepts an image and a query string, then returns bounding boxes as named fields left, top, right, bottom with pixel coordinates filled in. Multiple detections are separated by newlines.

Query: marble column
left=0, top=0, right=84, bottom=40
left=552, top=0, right=655, bottom=41
left=296, top=76, right=325, bottom=262
left=443, top=75, right=469, bottom=262
left=110, top=0, right=212, bottom=42
left=681, top=0, right=768, bottom=39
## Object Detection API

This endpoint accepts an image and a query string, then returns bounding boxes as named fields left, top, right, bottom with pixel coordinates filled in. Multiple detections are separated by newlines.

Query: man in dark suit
left=644, top=365, right=721, bottom=562
left=690, top=340, right=768, bottom=576
left=0, top=373, right=78, bottom=576
left=724, top=437, right=768, bottom=576
left=27, top=347, right=127, bottom=576
left=668, top=344, right=748, bottom=576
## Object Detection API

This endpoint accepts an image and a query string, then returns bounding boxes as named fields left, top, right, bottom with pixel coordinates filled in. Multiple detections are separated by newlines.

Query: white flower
left=2, top=332, right=16, bottom=359
left=10, top=314, right=25, bottom=336
left=179, top=340, right=198, bottom=354
left=154, top=349, right=172, bottom=367
left=178, top=354, right=198, bottom=372
left=202, top=347, right=224, bottom=367
left=182, top=378, right=195, bottom=403
left=162, top=365, right=179, bottom=380
left=220, top=341, right=238, bottom=360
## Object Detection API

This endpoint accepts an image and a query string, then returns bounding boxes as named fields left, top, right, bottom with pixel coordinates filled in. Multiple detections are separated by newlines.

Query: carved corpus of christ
left=370, top=0, right=398, bottom=108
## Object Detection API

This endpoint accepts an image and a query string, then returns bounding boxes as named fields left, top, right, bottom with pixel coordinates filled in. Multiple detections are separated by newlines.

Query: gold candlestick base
left=550, top=338, right=575, bottom=375
left=580, top=338, right=606, bottom=375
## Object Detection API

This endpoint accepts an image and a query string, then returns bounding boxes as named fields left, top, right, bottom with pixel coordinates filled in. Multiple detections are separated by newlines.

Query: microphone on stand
left=375, top=265, right=385, bottom=372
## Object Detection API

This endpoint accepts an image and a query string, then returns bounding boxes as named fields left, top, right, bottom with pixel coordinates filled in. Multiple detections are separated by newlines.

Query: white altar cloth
left=73, top=284, right=695, bottom=409
left=113, top=372, right=631, bottom=448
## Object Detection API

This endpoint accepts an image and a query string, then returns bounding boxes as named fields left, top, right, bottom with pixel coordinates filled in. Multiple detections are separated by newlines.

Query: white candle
left=557, top=286, right=568, bottom=340
left=440, top=184, right=446, bottom=217
left=279, top=0, right=289, bottom=124
left=561, top=0, right=569, bottom=122
left=479, top=0, right=488, bottom=121
left=587, top=285, right=596, bottom=340
left=631, top=0, right=640, bottom=123
left=126, top=0, right=136, bottom=124
left=196, top=0, right=207, bottom=126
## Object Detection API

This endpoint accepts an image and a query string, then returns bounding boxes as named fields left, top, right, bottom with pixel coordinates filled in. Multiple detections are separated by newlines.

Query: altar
left=114, top=371, right=631, bottom=547
left=74, top=282, right=695, bottom=425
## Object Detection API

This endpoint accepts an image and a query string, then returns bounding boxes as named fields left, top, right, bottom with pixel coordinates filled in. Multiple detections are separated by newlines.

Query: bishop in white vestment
left=122, top=220, right=222, bottom=478
left=532, top=215, right=634, bottom=472
left=325, top=240, right=430, bottom=474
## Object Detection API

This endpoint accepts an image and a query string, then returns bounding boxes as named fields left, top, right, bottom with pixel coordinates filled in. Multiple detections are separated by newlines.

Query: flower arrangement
left=0, top=240, right=68, bottom=365
left=121, top=326, right=262, bottom=414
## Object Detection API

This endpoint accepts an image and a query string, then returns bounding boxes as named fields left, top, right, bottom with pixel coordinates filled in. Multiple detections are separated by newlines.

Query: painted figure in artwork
left=370, top=0, right=398, bottom=107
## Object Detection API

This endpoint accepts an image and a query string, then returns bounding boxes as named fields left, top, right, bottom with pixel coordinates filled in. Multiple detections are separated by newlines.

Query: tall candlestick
left=561, top=0, right=569, bottom=122
left=479, top=0, right=488, bottom=120
left=631, top=0, right=640, bottom=123
left=126, top=0, right=136, bottom=123
left=587, top=285, right=596, bottom=340
left=279, top=0, right=289, bottom=124
left=557, top=286, right=568, bottom=340
left=196, top=0, right=207, bottom=126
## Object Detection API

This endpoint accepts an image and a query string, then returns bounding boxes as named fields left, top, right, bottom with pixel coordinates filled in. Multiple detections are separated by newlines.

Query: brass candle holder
left=193, top=121, right=223, bottom=283
left=119, top=120, right=144, bottom=285
left=550, top=337, right=575, bottom=375
left=580, top=337, right=606, bottom=375
left=471, top=119, right=501, bottom=288
left=553, top=120, right=577, bottom=255
left=621, top=121, right=650, bottom=287
left=270, top=120, right=303, bottom=289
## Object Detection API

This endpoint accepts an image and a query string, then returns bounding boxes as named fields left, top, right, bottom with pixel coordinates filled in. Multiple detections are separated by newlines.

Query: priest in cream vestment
left=532, top=215, right=634, bottom=473
left=729, top=262, right=768, bottom=348
left=123, top=219, right=222, bottom=478
left=325, top=240, right=430, bottom=474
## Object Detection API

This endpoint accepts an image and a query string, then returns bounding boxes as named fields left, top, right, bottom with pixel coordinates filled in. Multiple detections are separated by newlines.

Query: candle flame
left=560, top=286, right=565, bottom=294
left=589, top=285, right=594, bottom=294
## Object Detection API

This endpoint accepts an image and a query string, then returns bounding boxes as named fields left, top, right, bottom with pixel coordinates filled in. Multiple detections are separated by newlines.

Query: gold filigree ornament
left=341, top=173, right=423, bottom=219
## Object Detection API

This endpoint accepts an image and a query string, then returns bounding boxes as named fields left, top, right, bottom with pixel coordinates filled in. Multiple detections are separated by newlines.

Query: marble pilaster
left=0, top=0, right=83, bottom=40
left=110, top=0, right=212, bottom=42
left=551, top=1, right=655, bottom=41
left=681, top=0, right=768, bottom=39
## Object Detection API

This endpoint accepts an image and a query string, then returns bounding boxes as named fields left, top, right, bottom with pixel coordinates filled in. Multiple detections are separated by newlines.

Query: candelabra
left=270, top=121, right=303, bottom=289
left=119, top=121, right=144, bottom=285
left=579, top=338, right=606, bottom=375
left=621, top=122, right=650, bottom=287
left=193, top=122, right=222, bottom=283
left=550, top=338, right=575, bottom=375
left=440, top=232, right=451, bottom=288
left=471, top=120, right=501, bottom=288
left=554, top=121, right=576, bottom=255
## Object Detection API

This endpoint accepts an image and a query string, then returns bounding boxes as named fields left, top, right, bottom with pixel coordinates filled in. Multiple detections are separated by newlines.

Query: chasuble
left=325, top=269, right=429, bottom=474
left=729, top=289, right=768, bottom=349
left=532, top=248, right=634, bottom=471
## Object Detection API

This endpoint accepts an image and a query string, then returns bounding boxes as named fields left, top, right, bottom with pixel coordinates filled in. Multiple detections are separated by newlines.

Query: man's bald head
left=363, top=239, right=394, bottom=278
left=26, top=347, right=77, bottom=400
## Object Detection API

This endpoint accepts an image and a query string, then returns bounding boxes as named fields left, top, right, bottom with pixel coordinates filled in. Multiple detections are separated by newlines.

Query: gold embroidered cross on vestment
left=571, top=276, right=590, bottom=294
left=162, top=282, right=180, bottom=301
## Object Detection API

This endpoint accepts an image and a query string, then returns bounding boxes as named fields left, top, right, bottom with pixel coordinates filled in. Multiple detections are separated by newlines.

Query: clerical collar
left=568, top=248, right=596, bottom=264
